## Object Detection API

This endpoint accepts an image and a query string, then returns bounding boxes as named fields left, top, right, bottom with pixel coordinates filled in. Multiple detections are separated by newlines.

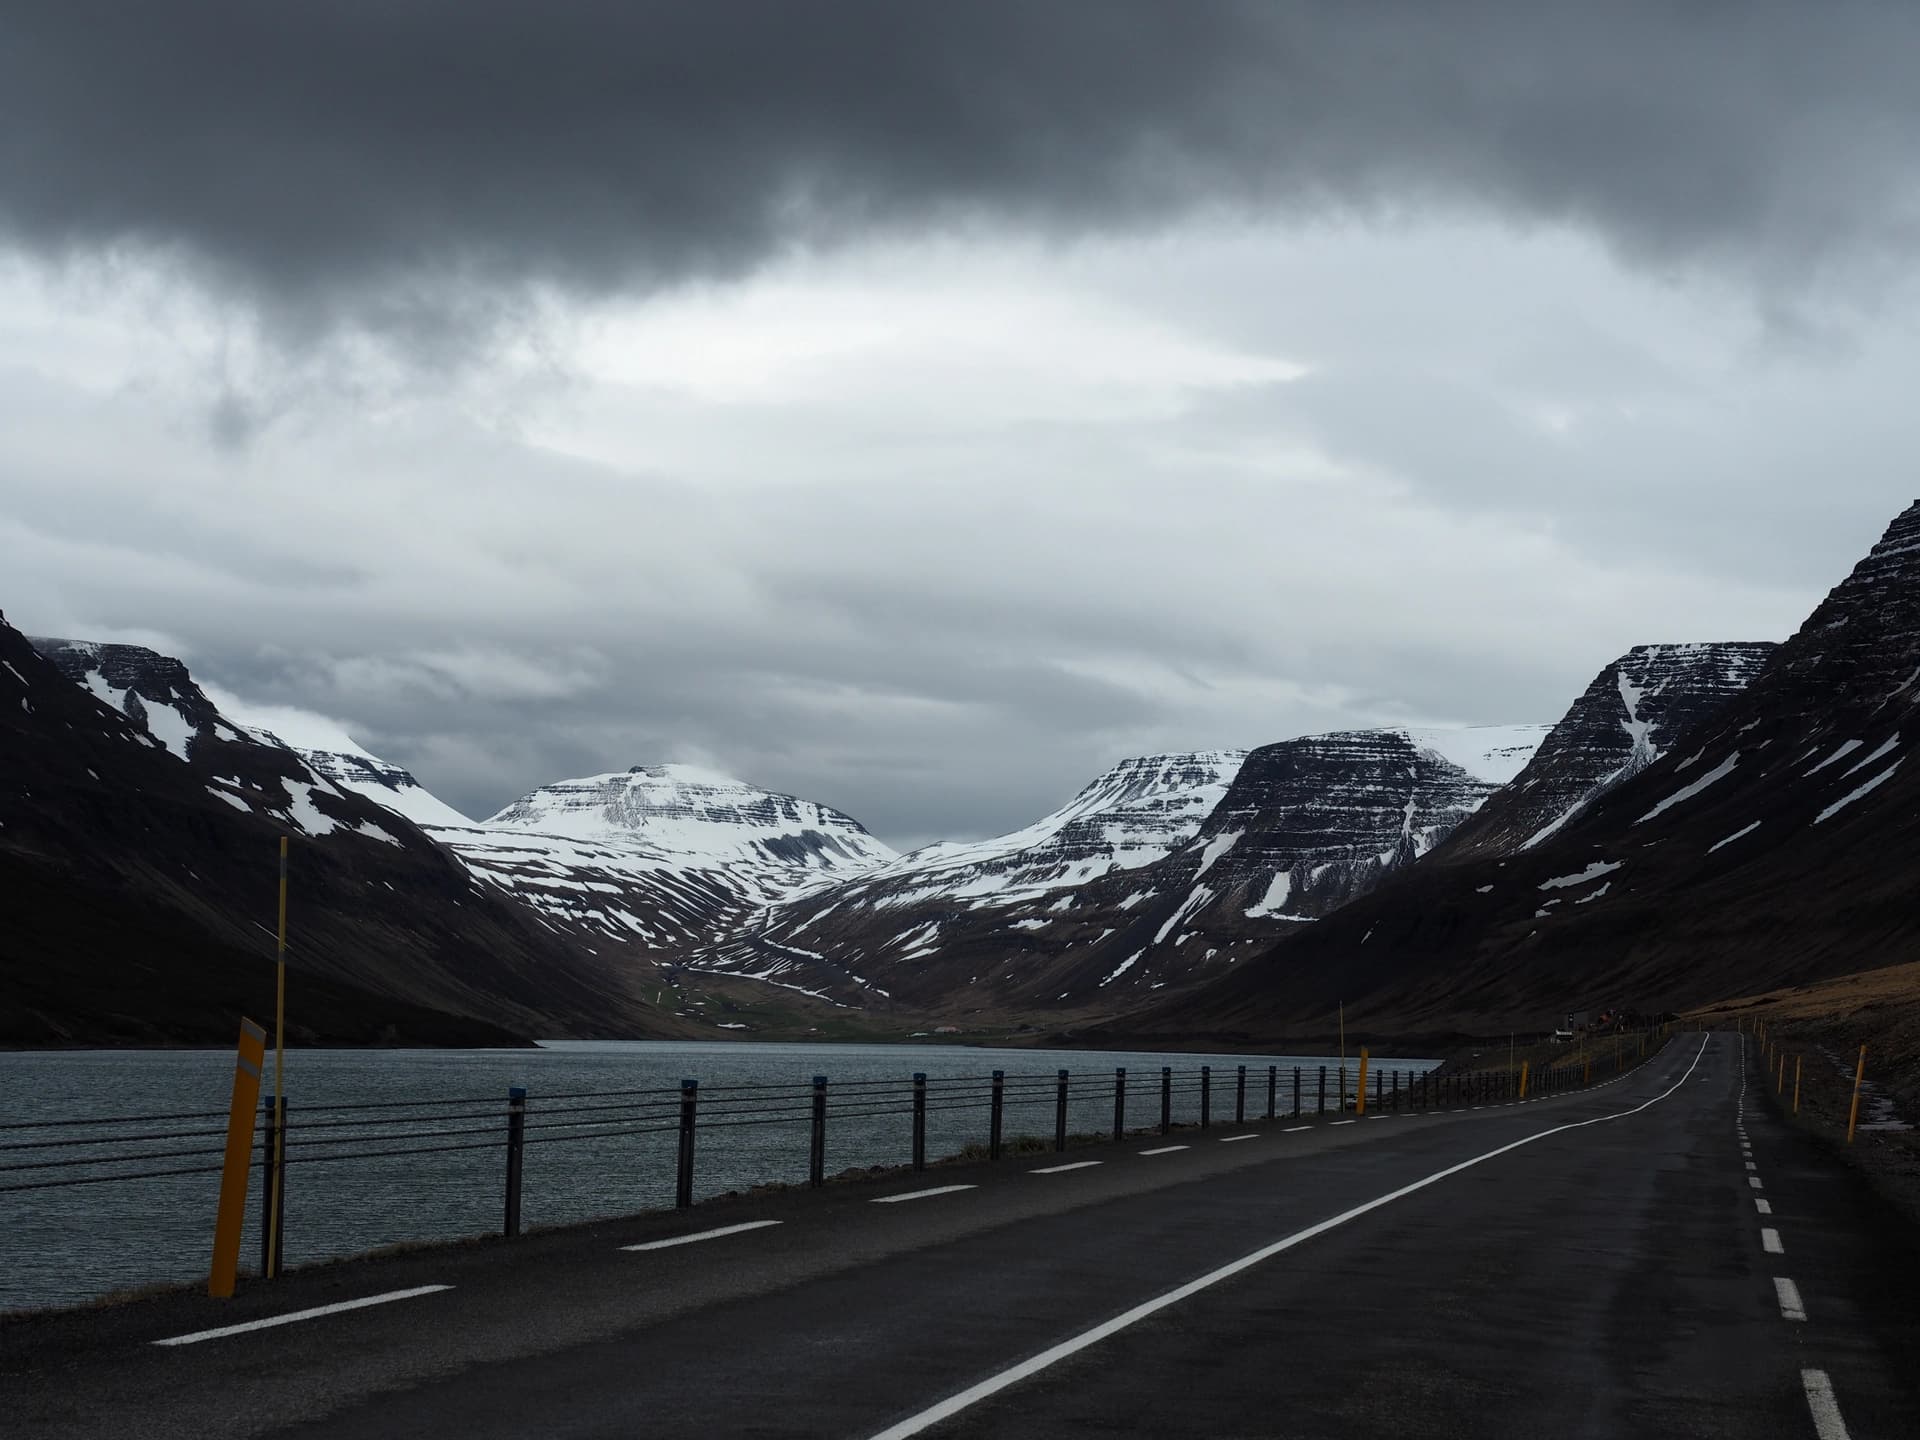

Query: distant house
left=934, top=1025, right=961, bottom=1035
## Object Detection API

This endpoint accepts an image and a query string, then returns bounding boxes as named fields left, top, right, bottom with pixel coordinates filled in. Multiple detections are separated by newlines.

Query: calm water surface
left=0, top=1041, right=1432, bottom=1312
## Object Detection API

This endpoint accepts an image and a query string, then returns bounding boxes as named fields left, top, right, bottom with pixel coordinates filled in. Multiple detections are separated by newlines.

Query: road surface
left=3, top=1032, right=1915, bottom=1438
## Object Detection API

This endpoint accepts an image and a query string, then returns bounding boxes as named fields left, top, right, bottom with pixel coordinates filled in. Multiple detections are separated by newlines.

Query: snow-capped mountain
left=427, top=765, right=896, bottom=969
left=1439, top=644, right=1775, bottom=859
left=485, top=764, right=891, bottom=870
left=690, top=729, right=1545, bottom=1012
left=1140, top=500, right=1920, bottom=1042
left=7, top=626, right=678, bottom=1045
left=682, top=750, right=1244, bottom=1002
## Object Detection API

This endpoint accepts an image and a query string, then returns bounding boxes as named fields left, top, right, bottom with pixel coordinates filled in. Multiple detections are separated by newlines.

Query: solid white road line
left=1774, top=1276, right=1808, bottom=1321
left=1761, top=1227, right=1784, bottom=1254
left=872, top=1185, right=976, bottom=1204
left=152, top=1285, right=452, bottom=1347
left=1756, top=1198, right=1773, bottom=1214
left=1281, top=1125, right=1311, bottom=1133
left=1030, top=1161, right=1102, bottom=1174
left=863, top=1035, right=1714, bottom=1440
left=1749, top=1176, right=1765, bottom=1190
left=1801, top=1369, right=1853, bottom=1440
left=1219, top=1134, right=1259, bottom=1143
left=1137, top=1145, right=1189, bottom=1156
left=622, top=1221, right=783, bottom=1252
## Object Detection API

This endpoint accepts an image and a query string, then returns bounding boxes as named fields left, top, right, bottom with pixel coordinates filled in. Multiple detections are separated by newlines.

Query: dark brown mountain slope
left=1115, top=499, right=1920, bottom=1046
left=1, top=618, right=686, bottom=1046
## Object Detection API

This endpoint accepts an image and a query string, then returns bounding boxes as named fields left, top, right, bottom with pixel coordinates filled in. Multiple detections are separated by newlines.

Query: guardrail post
left=1235, top=1065, right=1246, bottom=1125
left=259, top=1096, right=287, bottom=1280
left=1054, top=1070, right=1069, bottom=1152
left=912, top=1073, right=927, bottom=1171
left=504, top=1086, right=527, bottom=1239
left=1267, top=1064, right=1277, bottom=1121
left=1201, top=1066, right=1212, bottom=1130
left=810, top=1075, right=828, bottom=1187
left=1339, top=1065, right=1348, bottom=1112
left=989, top=1070, right=1005, bottom=1160
left=675, top=1079, right=698, bottom=1209
left=1292, top=1066, right=1301, bottom=1118
left=1113, top=1067, right=1126, bottom=1141
left=1846, top=1046, right=1868, bottom=1144
left=1160, top=1067, right=1172, bottom=1134
left=1317, top=1065, right=1326, bottom=1115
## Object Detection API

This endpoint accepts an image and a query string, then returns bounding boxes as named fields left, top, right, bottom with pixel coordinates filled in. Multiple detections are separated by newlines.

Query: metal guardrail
left=1, top=1040, right=1660, bottom=1285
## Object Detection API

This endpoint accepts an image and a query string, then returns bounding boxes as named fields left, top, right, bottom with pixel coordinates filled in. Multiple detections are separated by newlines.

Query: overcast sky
left=4, top=3, right=1918, bottom=848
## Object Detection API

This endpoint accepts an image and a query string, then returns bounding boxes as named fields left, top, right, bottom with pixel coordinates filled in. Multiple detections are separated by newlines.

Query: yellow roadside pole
left=1519, top=1059, right=1531, bottom=1099
left=1846, top=1046, right=1868, bottom=1145
left=266, top=836, right=289, bottom=1279
left=1793, top=1056, right=1802, bottom=1115
left=1777, top=1053, right=1786, bottom=1094
left=208, top=1018, right=267, bottom=1298
left=1356, top=1047, right=1370, bottom=1116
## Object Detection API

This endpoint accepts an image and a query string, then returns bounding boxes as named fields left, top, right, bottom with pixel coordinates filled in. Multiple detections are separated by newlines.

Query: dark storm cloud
left=4, top=2, right=1918, bottom=339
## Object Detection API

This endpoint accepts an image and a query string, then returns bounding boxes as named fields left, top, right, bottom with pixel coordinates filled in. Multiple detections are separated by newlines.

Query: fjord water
left=0, top=1041, right=1433, bottom=1312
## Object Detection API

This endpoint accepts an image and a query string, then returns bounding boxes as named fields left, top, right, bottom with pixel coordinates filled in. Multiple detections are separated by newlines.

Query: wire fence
left=1, top=1039, right=1666, bottom=1307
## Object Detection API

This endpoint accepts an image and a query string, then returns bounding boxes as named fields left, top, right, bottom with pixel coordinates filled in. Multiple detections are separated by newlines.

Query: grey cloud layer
left=6, top=2, right=1919, bottom=336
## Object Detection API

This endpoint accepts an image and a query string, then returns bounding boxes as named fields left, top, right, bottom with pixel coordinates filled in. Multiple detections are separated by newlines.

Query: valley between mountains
left=4, top=499, right=1917, bottom=1049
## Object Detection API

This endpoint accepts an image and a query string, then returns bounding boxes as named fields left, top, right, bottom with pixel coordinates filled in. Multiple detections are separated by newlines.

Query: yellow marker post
left=208, top=1018, right=266, bottom=1298
left=1846, top=1045, right=1868, bottom=1145
left=1793, top=1056, right=1802, bottom=1115
left=1355, top=1047, right=1370, bottom=1116
left=1776, top=1053, right=1786, bottom=1094
left=1338, top=1002, right=1345, bottom=1066
left=266, top=837, right=289, bottom=1279
left=1519, top=1060, right=1530, bottom=1099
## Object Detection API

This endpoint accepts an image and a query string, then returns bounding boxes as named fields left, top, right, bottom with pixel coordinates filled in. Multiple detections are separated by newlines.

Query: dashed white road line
left=622, top=1220, right=782, bottom=1252
left=1281, top=1125, right=1311, bottom=1133
left=1755, top=1198, right=1773, bottom=1215
left=1761, top=1227, right=1784, bottom=1254
left=1749, top=1176, right=1765, bottom=1190
left=1801, top=1369, right=1853, bottom=1440
left=873, top=1185, right=977, bottom=1205
left=1138, top=1145, right=1188, bottom=1156
left=1218, top=1134, right=1259, bottom=1144
left=1030, top=1161, right=1102, bottom=1175
left=152, top=1285, right=453, bottom=1347
left=1774, top=1276, right=1808, bottom=1321
left=1329, top=1120, right=1357, bottom=1127
left=862, top=1035, right=1713, bottom=1440
left=1745, top=1161, right=1758, bottom=1171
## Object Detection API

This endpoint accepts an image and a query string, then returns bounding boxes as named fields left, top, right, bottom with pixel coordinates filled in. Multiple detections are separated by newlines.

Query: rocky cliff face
left=1439, top=643, right=1775, bottom=860
left=1132, top=501, right=1920, bottom=1044
left=690, top=729, right=1545, bottom=1014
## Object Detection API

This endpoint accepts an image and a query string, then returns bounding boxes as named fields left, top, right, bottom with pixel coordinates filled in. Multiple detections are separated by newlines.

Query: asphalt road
left=4, top=1032, right=1915, bottom=1438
